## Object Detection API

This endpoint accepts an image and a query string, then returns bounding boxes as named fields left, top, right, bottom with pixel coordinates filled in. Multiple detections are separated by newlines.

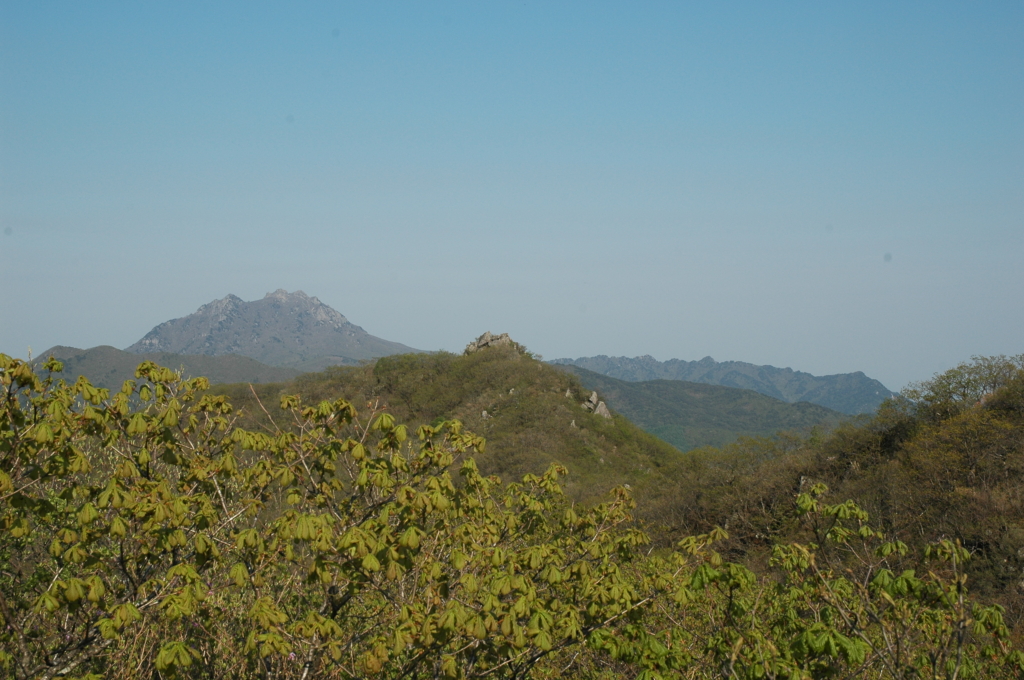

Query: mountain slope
left=557, top=366, right=847, bottom=451
left=38, top=345, right=301, bottom=389
left=211, top=344, right=684, bottom=508
left=126, top=290, right=418, bottom=367
left=550, top=354, right=894, bottom=414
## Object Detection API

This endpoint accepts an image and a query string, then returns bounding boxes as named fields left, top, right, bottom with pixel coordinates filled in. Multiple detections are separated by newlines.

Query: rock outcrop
left=581, top=390, right=612, bottom=419
left=465, top=332, right=517, bottom=355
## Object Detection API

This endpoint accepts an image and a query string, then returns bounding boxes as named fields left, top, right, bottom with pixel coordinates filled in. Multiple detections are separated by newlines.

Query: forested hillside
left=216, top=348, right=1024, bottom=632
left=208, top=348, right=1024, bottom=634
left=212, top=345, right=682, bottom=508
left=210, top=346, right=1024, bottom=598
left=648, top=355, right=1024, bottom=631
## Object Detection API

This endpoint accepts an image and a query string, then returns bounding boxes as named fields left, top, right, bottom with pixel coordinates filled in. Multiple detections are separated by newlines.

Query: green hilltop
left=211, top=342, right=847, bottom=516
left=212, top=344, right=682, bottom=508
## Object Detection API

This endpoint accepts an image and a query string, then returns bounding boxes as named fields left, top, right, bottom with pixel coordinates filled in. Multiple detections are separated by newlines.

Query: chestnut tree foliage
left=2, top=354, right=1023, bottom=679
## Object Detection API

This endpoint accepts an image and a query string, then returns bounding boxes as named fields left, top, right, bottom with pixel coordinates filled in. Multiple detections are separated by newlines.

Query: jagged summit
left=126, top=290, right=418, bottom=370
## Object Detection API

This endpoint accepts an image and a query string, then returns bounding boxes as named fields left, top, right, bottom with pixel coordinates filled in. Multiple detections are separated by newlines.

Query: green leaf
left=231, top=563, right=250, bottom=587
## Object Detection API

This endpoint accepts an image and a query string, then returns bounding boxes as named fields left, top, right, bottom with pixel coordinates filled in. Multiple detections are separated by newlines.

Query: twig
left=249, top=383, right=282, bottom=434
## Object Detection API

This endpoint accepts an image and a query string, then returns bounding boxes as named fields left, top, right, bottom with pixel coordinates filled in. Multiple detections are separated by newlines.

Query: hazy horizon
left=3, top=3, right=1022, bottom=391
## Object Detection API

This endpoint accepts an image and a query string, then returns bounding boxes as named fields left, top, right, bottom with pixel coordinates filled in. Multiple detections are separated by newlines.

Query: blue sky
left=2, top=2, right=1021, bottom=390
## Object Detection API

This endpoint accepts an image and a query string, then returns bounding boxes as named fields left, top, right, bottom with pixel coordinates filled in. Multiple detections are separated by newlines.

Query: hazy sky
left=2, top=2, right=1021, bottom=391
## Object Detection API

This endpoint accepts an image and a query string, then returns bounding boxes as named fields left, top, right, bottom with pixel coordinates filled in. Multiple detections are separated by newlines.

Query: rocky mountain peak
left=194, top=294, right=243, bottom=318
left=259, top=289, right=348, bottom=327
left=125, top=290, right=417, bottom=368
left=264, top=289, right=312, bottom=303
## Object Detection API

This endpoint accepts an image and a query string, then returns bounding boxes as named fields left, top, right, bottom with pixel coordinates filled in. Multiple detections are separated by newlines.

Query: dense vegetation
left=4, top=350, right=1024, bottom=678
left=650, top=355, right=1024, bottom=634
left=214, top=347, right=1024, bottom=633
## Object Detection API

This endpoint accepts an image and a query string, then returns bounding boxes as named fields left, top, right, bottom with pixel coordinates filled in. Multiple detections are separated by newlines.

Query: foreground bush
left=2, top=355, right=1022, bottom=679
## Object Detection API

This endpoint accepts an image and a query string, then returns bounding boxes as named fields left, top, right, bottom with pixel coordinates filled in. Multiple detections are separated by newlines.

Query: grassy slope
left=38, top=345, right=302, bottom=389
left=559, top=365, right=847, bottom=451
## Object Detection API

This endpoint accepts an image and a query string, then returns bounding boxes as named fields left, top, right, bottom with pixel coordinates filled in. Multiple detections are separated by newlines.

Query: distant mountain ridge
left=38, top=346, right=301, bottom=390
left=550, top=355, right=894, bottom=415
left=126, top=290, right=418, bottom=370
left=558, top=366, right=846, bottom=451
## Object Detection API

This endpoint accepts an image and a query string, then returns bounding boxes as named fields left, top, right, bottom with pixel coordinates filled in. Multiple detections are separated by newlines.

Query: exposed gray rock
left=579, top=390, right=611, bottom=418
left=464, top=331, right=516, bottom=354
